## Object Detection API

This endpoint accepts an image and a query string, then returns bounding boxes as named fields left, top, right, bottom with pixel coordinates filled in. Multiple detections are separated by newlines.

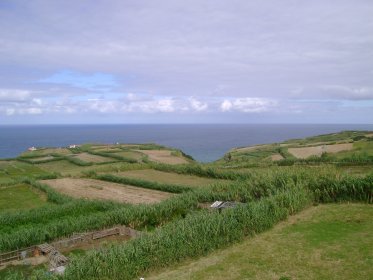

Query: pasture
left=0, top=184, right=50, bottom=211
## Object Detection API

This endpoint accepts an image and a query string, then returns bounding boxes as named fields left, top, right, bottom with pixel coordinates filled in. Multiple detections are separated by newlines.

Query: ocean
left=1, top=124, right=372, bottom=162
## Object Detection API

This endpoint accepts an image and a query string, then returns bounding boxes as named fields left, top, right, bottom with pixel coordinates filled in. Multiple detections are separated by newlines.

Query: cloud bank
left=0, top=0, right=372, bottom=123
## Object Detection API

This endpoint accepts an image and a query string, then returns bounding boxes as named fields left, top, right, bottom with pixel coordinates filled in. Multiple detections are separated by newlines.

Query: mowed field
left=147, top=204, right=373, bottom=280
left=113, top=169, right=222, bottom=187
left=70, top=153, right=116, bottom=163
left=288, top=143, right=353, bottom=159
left=135, top=150, right=189, bottom=164
left=42, top=178, right=173, bottom=204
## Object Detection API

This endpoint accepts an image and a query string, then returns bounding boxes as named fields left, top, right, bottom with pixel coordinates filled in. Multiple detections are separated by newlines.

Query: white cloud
left=220, top=98, right=276, bottom=113
left=320, top=85, right=373, bottom=100
left=220, top=100, right=232, bottom=112
left=0, top=89, right=31, bottom=102
left=189, top=97, right=208, bottom=112
left=5, top=108, right=15, bottom=116
left=125, top=99, right=175, bottom=113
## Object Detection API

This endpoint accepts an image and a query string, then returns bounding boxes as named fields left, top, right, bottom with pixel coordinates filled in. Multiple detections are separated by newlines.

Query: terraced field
left=0, top=132, right=372, bottom=280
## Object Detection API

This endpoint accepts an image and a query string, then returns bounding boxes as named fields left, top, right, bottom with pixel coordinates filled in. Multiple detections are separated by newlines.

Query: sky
left=0, top=0, right=372, bottom=124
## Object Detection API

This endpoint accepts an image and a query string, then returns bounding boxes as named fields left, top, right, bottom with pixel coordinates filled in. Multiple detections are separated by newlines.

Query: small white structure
left=210, top=201, right=240, bottom=210
left=69, top=145, right=77, bottom=149
left=28, top=147, right=37, bottom=151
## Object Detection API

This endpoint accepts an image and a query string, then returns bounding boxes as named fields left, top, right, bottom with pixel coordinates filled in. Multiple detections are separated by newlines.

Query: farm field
left=42, top=178, right=173, bottom=204
left=21, top=148, right=71, bottom=157
left=0, top=161, right=48, bottom=184
left=113, top=169, right=222, bottom=187
left=112, top=150, right=144, bottom=160
left=36, top=160, right=93, bottom=175
left=70, top=152, right=117, bottom=163
left=0, top=184, right=50, bottom=211
left=135, top=149, right=189, bottom=164
left=287, top=143, right=353, bottom=159
left=36, top=160, right=130, bottom=175
left=221, top=130, right=373, bottom=166
left=147, top=203, right=373, bottom=280
left=0, top=131, right=372, bottom=279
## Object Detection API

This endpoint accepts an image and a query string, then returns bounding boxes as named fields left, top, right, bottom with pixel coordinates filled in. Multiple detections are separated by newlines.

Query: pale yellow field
left=42, top=178, right=173, bottom=204
left=136, top=150, right=189, bottom=164
left=288, top=143, right=353, bottom=159
left=71, top=153, right=116, bottom=163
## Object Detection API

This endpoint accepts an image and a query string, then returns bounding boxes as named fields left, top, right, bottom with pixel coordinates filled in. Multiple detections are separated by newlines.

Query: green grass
left=0, top=184, right=51, bottom=211
left=283, top=130, right=370, bottom=145
left=36, top=159, right=88, bottom=175
left=112, top=151, right=145, bottom=160
left=0, top=263, right=46, bottom=279
left=0, top=161, right=49, bottom=183
left=112, top=169, right=224, bottom=187
left=20, top=147, right=71, bottom=157
left=147, top=204, right=373, bottom=280
left=1, top=130, right=372, bottom=279
left=337, top=165, right=373, bottom=176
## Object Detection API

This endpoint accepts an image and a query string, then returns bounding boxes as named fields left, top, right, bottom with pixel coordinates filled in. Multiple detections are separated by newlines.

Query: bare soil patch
left=60, top=235, right=131, bottom=254
left=270, top=154, right=284, bottom=161
left=365, top=133, right=373, bottom=138
left=42, top=178, right=172, bottom=204
left=71, top=153, right=115, bottom=163
left=136, top=150, right=188, bottom=164
left=288, top=143, right=353, bottom=159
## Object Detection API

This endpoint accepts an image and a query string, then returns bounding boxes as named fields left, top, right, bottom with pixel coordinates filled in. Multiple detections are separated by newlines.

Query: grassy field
left=112, top=169, right=223, bottom=187
left=112, top=151, right=145, bottom=160
left=218, top=131, right=373, bottom=167
left=0, top=161, right=49, bottom=184
left=147, top=203, right=373, bottom=280
left=20, top=148, right=71, bottom=157
left=0, top=184, right=50, bottom=211
left=36, top=160, right=91, bottom=175
left=0, top=131, right=372, bottom=280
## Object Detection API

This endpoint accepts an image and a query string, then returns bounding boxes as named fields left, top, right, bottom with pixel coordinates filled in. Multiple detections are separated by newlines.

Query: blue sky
left=0, top=0, right=372, bottom=124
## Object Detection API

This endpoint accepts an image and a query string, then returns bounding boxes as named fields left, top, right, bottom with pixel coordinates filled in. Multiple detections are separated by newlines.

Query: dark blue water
left=0, top=124, right=372, bottom=162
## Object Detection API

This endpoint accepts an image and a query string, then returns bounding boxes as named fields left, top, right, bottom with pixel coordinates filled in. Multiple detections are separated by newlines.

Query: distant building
left=69, top=145, right=77, bottom=149
left=28, top=147, right=37, bottom=151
